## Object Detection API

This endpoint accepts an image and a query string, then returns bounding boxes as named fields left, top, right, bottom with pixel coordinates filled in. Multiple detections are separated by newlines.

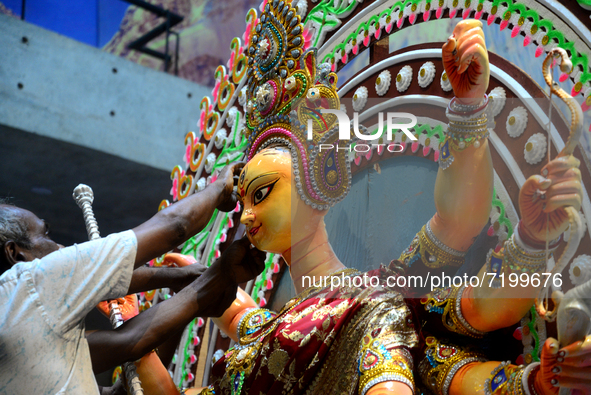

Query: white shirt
left=0, top=230, right=137, bottom=395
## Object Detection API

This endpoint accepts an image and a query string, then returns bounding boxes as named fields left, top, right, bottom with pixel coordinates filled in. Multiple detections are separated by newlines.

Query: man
left=0, top=163, right=265, bottom=394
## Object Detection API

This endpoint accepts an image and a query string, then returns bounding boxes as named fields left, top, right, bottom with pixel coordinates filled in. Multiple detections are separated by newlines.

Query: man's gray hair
left=0, top=199, right=32, bottom=250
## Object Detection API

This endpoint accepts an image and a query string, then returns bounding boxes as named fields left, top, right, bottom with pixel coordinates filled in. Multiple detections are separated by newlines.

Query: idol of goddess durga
left=118, top=2, right=591, bottom=394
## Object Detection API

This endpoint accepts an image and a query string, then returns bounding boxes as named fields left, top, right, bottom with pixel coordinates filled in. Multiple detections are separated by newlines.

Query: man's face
left=2, top=206, right=62, bottom=263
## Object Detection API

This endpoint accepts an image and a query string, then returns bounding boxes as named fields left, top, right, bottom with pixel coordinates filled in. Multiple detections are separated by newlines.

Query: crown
left=243, top=0, right=356, bottom=210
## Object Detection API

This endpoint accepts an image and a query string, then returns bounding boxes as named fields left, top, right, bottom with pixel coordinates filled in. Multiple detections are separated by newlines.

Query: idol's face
left=238, top=148, right=293, bottom=254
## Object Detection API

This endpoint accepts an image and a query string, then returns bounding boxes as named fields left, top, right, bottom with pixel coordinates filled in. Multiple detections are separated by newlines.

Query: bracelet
left=421, top=286, right=486, bottom=338
left=447, top=95, right=489, bottom=119
left=418, top=337, right=486, bottom=395
left=522, top=363, right=541, bottom=395
left=439, top=95, right=493, bottom=170
left=359, top=340, right=415, bottom=395
left=503, top=233, right=551, bottom=273
left=516, top=221, right=562, bottom=251
left=485, top=362, right=527, bottom=395
left=399, top=224, right=467, bottom=269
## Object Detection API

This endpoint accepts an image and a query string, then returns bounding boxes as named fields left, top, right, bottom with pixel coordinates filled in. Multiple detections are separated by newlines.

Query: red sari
left=207, top=264, right=418, bottom=395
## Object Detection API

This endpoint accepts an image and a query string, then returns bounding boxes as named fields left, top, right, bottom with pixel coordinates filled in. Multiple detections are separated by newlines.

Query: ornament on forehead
left=242, top=0, right=357, bottom=210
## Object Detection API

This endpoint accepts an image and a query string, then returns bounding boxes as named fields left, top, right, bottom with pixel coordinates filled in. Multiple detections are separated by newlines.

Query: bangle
left=522, top=363, right=541, bottom=395
left=421, top=285, right=486, bottom=338
left=516, top=221, right=562, bottom=251
left=399, top=224, right=466, bottom=269
left=485, top=362, right=527, bottom=395
left=418, top=337, right=486, bottom=395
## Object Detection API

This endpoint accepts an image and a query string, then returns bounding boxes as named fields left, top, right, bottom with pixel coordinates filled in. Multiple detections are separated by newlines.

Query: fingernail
left=552, top=366, right=562, bottom=374
left=541, top=179, right=552, bottom=189
left=250, top=244, right=255, bottom=249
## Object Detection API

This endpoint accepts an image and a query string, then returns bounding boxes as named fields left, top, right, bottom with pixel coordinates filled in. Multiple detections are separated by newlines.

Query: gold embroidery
left=267, top=348, right=289, bottom=378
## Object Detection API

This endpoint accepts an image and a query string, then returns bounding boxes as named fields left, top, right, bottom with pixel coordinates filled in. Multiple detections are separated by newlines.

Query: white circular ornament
left=375, top=70, right=391, bottom=96
left=352, top=86, right=368, bottom=112
left=294, top=0, right=308, bottom=18
left=214, top=128, right=227, bottom=149
left=226, top=107, right=238, bottom=127
left=524, top=133, right=546, bottom=165
left=396, top=65, right=413, bottom=92
left=418, top=61, right=436, bottom=88
left=569, top=255, right=591, bottom=286
left=489, top=87, right=506, bottom=117
left=440, top=71, right=452, bottom=92
left=204, top=152, right=217, bottom=174
left=238, top=86, right=248, bottom=106
left=506, top=106, right=528, bottom=138
left=196, top=177, right=206, bottom=192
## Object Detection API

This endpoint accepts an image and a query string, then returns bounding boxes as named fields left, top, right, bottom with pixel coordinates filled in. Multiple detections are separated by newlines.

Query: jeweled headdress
left=243, top=0, right=355, bottom=210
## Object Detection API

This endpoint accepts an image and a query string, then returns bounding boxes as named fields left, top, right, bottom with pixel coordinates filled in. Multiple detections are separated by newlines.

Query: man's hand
left=162, top=253, right=207, bottom=293
left=442, top=19, right=490, bottom=105
left=214, top=162, right=245, bottom=212
left=218, top=235, right=267, bottom=285
left=191, top=236, right=266, bottom=317
left=519, top=155, right=582, bottom=244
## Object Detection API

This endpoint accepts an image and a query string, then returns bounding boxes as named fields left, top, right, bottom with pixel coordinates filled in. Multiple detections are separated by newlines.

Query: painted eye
left=253, top=181, right=277, bottom=205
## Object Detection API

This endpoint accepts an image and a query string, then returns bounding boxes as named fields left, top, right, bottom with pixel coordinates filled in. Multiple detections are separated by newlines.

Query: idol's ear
left=300, top=48, right=317, bottom=79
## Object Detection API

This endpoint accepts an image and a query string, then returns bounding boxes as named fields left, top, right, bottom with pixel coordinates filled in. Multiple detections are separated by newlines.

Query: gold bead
left=477, top=3, right=483, bottom=11
left=386, top=16, right=391, bottom=24
left=508, top=116, right=516, bottom=126
left=376, top=77, right=381, bottom=85
left=399, top=11, right=404, bottom=18
left=465, top=0, right=471, bottom=8
left=326, top=170, right=337, bottom=184
left=504, top=11, right=511, bottom=20
left=453, top=0, right=458, bottom=7
left=491, top=5, right=497, bottom=14
left=397, top=74, right=402, bottom=82
left=542, top=35, right=549, bottom=46
left=420, top=68, right=426, bottom=77
left=354, top=94, right=358, bottom=100
left=518, top=16, right=525, bottom=26
left=574, top=266, right=581, bottom=277
left=352, top=38, right=357, bottom=46
left=425, top=137, right=431, bottom=146
left=525, top=354, right=533, bottom=364
left=442, top=72, right=448, bottom=81
left=411, top=3, right=417, bottom=12
left=530, top=25, right=538, bottom=35
left=525, top=142, right=533, bottom=152
left=586, top=95, right=591, bottom=106
left=425, top=3, right=431, bottom=11
left=439, top=0, right=445, bottom=6
left=402, top=134, right=407, bottom=142
left=574, top=81, right=583, bottom=93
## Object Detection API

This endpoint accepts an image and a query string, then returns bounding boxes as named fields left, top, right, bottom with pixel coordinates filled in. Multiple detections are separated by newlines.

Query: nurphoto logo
left=306, top=109, right=418, bottom=152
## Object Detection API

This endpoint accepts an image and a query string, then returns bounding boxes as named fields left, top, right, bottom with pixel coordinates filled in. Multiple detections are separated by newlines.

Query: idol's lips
left=249, top=225, right=261, bottom=236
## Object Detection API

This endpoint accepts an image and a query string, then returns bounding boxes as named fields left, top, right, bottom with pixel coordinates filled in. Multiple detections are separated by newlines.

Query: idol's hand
left=519, top=155, right=582, bottom=245
left=214, top=162, right=245, bottom=212
left=97, top=294, right=139, bottom=322
left=442, top=19, right=490, bottom=106
left=535, top=337, right=591, bottom=394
